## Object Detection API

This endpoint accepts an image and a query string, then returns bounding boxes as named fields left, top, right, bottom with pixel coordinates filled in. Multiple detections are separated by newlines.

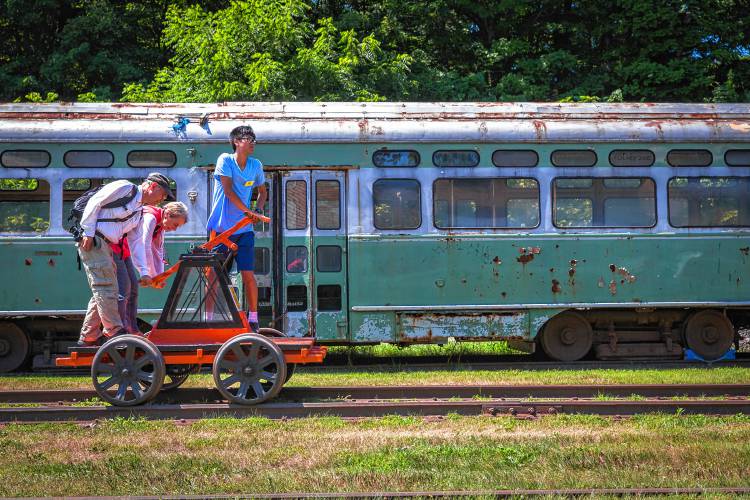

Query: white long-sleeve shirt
left=79, top=180, right=150, bottom=277
left=134, top=212, right=166, bottom=278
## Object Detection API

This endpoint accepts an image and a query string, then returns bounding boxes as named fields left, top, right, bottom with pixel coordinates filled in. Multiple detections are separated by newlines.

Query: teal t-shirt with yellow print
left=207, top=152, right=265, bottom=235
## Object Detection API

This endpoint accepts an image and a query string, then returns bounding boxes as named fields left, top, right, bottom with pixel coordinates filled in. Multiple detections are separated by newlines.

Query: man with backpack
left=75, top=173, right=174, bottom=346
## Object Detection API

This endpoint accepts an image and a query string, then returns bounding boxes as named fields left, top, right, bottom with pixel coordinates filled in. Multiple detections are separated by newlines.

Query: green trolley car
left=0, top=102, right=748, bottom=371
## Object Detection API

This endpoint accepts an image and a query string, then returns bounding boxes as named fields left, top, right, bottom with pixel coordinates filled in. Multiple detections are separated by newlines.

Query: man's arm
left=256, top=184, right=267, bottom=212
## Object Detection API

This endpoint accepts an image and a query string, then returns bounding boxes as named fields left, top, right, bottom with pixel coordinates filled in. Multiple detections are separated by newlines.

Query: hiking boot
left=77, top=336, right=104, bottom=347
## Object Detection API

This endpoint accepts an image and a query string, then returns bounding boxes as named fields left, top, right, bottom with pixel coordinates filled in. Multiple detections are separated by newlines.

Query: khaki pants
left=78, top=237, right=123, bottom=341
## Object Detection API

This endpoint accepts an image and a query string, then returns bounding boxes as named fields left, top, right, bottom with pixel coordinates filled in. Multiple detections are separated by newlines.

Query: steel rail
left=42, top=487, right=750, bottom=499
left=1, top=384, right=748, bottom=404
left=2, top=398, right=750, bottom=423
left=28, top=354, right=750, bottom=374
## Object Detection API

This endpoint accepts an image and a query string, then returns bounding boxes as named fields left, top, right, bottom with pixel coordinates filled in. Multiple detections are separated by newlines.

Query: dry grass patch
left=1, top=414, right=749, bottom=496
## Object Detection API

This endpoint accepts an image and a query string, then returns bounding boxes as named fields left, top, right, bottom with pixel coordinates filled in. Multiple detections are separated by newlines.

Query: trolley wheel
left=91, top=335, right=165, bottom=406
left=539, top=312, right=593, bottom=362
left=259, top=327, right=296, bottom=383
left=212, top=333, right=286, bottom=405
left=161, top=364, right=198, bottom=391
left=0, top=322, right=30, bottom=373
left=684, top=310, right=735, bottom=360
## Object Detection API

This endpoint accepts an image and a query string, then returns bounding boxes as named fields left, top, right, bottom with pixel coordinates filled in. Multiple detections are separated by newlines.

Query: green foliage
left=0, top=0, right=749, bottom=102
left=0, top=0, right=173, bottom=101
left=16, top=92, right=58, bottom=103
left=121, top=1, right=413, bottom=102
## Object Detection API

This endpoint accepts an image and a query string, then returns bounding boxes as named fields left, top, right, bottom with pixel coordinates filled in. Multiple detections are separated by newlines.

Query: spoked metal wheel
left=259, top=327, right=295, bottom=383
left=539, top=312, right=593, bottom=362
left=91, top=335, right=165, bottom=406
left=161, top=364, right=198, bottom=391
left=0, top=322, right=30, bottom=373
left=684, top=310, right=735, bottom=360
left=212, top=333, right=286, bottom=405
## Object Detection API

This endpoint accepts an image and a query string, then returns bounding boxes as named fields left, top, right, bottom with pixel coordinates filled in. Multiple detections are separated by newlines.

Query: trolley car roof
left=0, top=102, right=748, bottom=143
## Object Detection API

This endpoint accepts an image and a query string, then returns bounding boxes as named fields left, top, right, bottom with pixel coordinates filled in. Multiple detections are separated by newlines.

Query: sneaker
left=249, top=322, right=259, bottom=333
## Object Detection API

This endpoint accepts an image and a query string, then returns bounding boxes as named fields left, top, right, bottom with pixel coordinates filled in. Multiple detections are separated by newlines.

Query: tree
left=0, top=0, right=173, bottom=101
left=121, top=0, right=414, bottom=102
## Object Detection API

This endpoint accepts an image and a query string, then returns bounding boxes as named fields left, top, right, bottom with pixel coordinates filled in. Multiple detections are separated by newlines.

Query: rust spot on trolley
left=741, top=247, right=749, bottom=256
left=492, top=256, right=502, bottom=265
left=517, top=253, right=534, bottom=264
left=532, top=120, right=547, bottom=140
left=24, top=258, right=32, bottom=266
left=551, top=279, right=562, bottom=294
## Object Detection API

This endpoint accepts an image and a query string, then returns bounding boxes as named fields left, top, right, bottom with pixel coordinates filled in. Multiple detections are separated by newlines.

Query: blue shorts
left=216, top=232, right=255, bottom=271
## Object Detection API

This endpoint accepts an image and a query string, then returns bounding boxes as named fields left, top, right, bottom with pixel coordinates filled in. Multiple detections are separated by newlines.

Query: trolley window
left=317, top=285, right=341, bottom=311
left=551, top=150, right=597, bottom=167
left=668, top=177, right=750, bottom=227
left=667, top=149, right=712, bottom=167
left=286, top=246, right=308, bottom=273
left=609, top=150, right=655, bottom=167
left=62, top=178, right=94, bottom=223
left=492, top=150, right=538, bottom=168
left=127, top=150, right=177, bottom=168
left=432, top=150, right=480, bottom=167
left=286, top=285, right=307, bottom=311
left=1, top=150, right=50, bottom=168
left=372, top=150, right=420, bottom=167
left=725, top=150, right=750, bottom=167
left=316, top=245, right=342, bottom=272
left=0, top=178, right=50, bottom=232
left=553, top=177, right=656, bottom=228
left=254, top=248, right=270, bottom=275
left=64, top=150, right=114, bottom=168
left=315, top=180, right=340, bottom=230
left=433, top=178, right=539, bottom=229
left=373, top=179, right=421, bottom=230
left=286, top=180, right=307, bottom=230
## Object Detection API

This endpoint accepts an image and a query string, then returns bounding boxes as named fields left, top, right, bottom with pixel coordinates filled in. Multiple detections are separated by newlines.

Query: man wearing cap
left=76, top=173, right=175, bottom=346
left=207, top=125, right=267, bottom=331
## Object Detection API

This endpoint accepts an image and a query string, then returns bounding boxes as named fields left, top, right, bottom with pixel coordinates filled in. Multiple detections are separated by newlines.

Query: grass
left=0, top=414, right=749, bottom=496
left=325, top=340, right=519, bottom=359
left=2, top=366, right=749, bottom=391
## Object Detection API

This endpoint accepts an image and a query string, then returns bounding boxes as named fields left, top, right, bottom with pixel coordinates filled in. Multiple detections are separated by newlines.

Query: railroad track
left=23, top=354, right=750, bottom=376
left=0, top=384, right=747, bottom=423
left=1, top=383, right=748, bottom=404
left=1, top=399, right=749, bottom=422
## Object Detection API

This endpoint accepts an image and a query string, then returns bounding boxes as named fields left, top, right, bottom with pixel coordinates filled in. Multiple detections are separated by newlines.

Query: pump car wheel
left=213, top=333, right=286, bottom=405
left=684, top=310, right=735, bottom=360
left=91, top=335, right=165, bottom=406
left=539, top=312, right=593, bottom=362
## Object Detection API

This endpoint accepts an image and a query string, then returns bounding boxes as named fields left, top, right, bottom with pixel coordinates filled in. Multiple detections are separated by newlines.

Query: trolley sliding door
left=281, top=172, right=312, bottom=336
left=311, top=170, right=348, bottom=341
left=279, top=169, right=348, bottom=339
